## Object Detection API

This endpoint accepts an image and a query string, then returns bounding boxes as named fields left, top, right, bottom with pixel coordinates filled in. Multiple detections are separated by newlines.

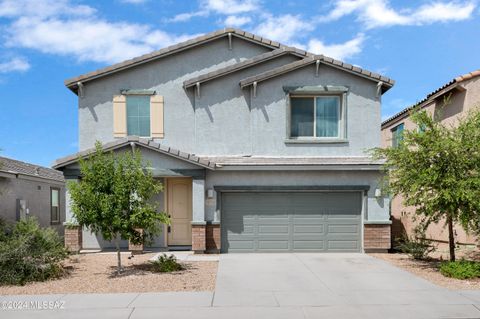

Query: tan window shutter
left=113, top=95, right=127, bottom=137
left=150, top=95, right=164, bottom=138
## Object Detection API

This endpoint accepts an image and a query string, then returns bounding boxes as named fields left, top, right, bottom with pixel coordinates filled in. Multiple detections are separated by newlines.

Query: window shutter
left=113, top=95, right=127, bottom=137
left=150, top=95, right=164, bottom=138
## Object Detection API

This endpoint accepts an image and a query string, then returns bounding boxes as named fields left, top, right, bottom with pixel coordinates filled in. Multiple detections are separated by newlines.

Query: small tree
left=371, top=107, right=480, bottom=261
left=68, top=142, right=169, bottom=273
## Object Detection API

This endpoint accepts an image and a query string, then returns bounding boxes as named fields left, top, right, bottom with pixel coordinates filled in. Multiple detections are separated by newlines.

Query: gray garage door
left=221, top=192, right=362, bottom=253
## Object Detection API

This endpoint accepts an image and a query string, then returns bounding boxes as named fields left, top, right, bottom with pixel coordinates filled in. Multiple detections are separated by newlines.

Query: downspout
left=77, top=82, right=85, bottom=98
left=376, top=81, right=383, bottom=100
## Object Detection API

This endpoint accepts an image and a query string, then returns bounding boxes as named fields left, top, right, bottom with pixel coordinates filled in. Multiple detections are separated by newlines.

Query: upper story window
left=290, top=96, right=342, bottom=139
left=113, top=93, right=164, bottom=139
left=50, top=187, right=60, bottom=225
left=391, top=123, right=404, bottom=148
left=127, top=95, right=151, bottom=137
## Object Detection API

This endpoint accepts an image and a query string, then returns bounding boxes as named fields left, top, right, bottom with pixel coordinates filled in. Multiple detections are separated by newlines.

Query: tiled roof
left=0, top=156, right=64, bottom=182
left=53, top=137, right=384, bottom=171
left=65, top=28, right=394, bottom=94
left=239, top=55, right=395, bottom=90
left=183, top=47, right=309, bottom=88
left=64, top=28, right=285, bottom=92
left=381, top=69, right=480, bottom=127
left=53, top=136, right=216, bottom=170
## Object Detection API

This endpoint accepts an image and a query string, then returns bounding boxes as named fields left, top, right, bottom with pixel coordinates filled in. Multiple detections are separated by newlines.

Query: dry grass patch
left=0, top=252, right=217, bottom=295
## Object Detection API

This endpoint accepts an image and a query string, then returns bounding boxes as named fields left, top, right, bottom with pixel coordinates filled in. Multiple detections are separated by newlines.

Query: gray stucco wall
left=0, top=175, right=66, bottom=235
left=79, top=37, right=271, bottom=151
left=77, top=37, right=381, bottom=158
left=193, top=63, right=380, bottom=156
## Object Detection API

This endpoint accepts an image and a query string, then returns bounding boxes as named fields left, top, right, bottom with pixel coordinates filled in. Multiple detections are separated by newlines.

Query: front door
left=167, top=178, right=192, bottom=246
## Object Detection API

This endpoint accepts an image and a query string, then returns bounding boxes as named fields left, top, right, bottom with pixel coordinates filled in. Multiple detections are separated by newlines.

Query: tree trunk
left=115, top=234, right=122, bottom=274
left=447, top=215, right=456, bottom=261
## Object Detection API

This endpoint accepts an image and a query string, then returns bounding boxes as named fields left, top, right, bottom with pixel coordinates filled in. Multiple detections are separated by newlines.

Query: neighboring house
left=381, top=69, right=480, bottom=246
left=0, top=156, right=66, bottom=234
left=54, top=28, right=395, bottom=253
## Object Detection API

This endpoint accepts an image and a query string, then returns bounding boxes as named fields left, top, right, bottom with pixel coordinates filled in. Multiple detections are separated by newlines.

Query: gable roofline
left=183, top=47, right=309, bottom=89
left=0, top=156, right=64, bottom=182
left=65, top=28, right=286, bottom=94
left=381, top=69, right=480, bottom=128
left=65, top=28, right=394, bottom=95
left=53, top=136, right=216, bottom=170
left=239, top=55, right=395, bottom=92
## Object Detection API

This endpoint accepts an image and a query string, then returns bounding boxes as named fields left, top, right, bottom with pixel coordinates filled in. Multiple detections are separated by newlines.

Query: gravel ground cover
left=0, top=252, right=218, bottom=295
left=371, top=253, right=480, bottom=290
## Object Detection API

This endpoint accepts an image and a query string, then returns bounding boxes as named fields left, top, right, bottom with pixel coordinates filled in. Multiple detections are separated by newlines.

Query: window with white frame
left=290, top=95, right=343, bottom=138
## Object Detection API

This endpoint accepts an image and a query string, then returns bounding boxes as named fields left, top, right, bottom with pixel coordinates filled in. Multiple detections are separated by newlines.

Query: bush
left=150, top=254, right=184, bottom=273
left=440, top=260, right=480, bottom=279
left=394, top=229, right=435, bottom=260
left=0, top=217, right=68, bottom=285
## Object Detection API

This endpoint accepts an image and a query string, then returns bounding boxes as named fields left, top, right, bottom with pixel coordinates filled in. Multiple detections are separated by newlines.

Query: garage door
left=221, top=192, right=362, bottom=253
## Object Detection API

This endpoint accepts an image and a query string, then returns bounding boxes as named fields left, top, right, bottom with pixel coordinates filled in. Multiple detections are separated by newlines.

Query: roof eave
left=64, top=28, right=286, bottom=93
left=54, top=137, right=216, bottom=170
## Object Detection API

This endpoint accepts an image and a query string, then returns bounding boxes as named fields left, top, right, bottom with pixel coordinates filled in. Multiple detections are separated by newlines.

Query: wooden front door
left=167, top=178, right=192, bottom=246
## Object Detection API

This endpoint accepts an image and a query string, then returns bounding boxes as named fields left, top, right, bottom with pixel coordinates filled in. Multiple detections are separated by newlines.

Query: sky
left=0, top=0, right=479, bottom=167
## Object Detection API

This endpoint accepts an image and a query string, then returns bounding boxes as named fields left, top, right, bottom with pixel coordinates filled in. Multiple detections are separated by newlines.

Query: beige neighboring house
left=381, top=69, right=480, bottom=246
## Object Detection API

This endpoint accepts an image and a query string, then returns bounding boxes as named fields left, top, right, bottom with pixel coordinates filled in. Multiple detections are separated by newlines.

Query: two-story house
left=54, top=28, right=394, bottom=253
left=382, top=69, right=480, bottom=248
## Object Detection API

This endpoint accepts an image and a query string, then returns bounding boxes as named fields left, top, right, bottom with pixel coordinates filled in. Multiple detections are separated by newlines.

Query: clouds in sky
left=0, top=57, right=30, bottom=73
left=0, top=0, right=476, bottom=74
left=0, top=0, right=199, bottom=65
left=320, top=0, right=476, bottom=28
left=307, top=34, right=366, bottom=61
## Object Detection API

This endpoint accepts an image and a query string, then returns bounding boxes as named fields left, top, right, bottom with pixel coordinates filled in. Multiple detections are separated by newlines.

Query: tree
left=371, top=107, right=480, bottom=261
left=68, top=142, right=169, bottom=273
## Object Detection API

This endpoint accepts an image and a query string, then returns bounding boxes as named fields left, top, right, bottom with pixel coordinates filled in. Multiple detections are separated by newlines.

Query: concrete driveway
left=3, top=253, right=480, bottom=319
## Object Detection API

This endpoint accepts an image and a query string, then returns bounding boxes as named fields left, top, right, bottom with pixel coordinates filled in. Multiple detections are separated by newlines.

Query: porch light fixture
left=207, top=189, right=214, bottom=199
left=374, top=188, right=382, bottom=197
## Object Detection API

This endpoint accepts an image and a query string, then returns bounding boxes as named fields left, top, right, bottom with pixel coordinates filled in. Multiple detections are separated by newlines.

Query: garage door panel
left=293, top=240, right=325, bottom=250
left=327, top=224, right=359, bottom=234
left=258, top=225, right=289, bottom=234
left=221, top=192, right=361, bottom=253
left=258, top=240, right=289, bottom=250
left=228, top=240, right=255, bottom=250
left=293, top=225, right=325, bottom=234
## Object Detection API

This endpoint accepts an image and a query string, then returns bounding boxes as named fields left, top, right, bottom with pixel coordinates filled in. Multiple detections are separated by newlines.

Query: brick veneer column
left=206, top=223, right=221, bottom=253
left=364, top=224, right=391, bottom=253
left=64, top=225, right=82, bottom=253
left=192, top=224, right=206, bottom=253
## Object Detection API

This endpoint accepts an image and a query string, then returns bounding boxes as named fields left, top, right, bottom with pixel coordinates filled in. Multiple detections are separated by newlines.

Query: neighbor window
left=391, top=123, right=404, bottom=148
left=50, top=188, right=60, bottom=224
left=290, top=96, right=341, bottom=138
left=127, top=95, right=151, bottom=137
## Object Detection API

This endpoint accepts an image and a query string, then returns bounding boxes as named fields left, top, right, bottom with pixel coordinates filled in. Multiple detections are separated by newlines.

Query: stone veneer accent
left=206, top=223, right=221, bottom=253
left=64, top=225, right=82, bottom=253
left=364, top=224, right=391, bottom=252
left=192, top=224, right=206, bottom=253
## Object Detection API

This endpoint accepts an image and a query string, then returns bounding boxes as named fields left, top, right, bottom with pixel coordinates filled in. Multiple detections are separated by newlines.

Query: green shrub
left=150, top=254, right=184, bottom=273
left=0, top=217, right=68, bottom=285
left=440, top=260, right=480, bottom=279
left=394, top=229, right=435, bottom=260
